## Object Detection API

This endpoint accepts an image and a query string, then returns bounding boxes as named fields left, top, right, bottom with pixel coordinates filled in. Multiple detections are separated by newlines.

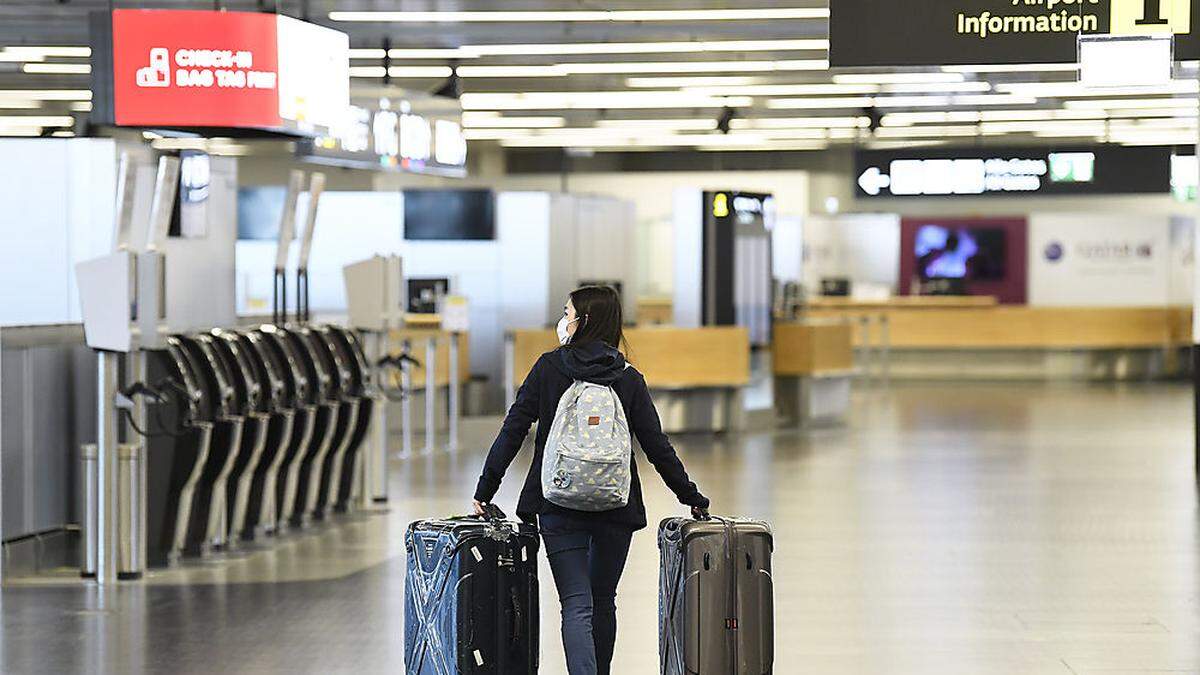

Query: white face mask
left=556, top=315, right=578, bottom=345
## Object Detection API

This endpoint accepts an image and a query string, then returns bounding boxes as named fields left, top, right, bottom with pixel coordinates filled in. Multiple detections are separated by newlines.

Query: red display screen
left=109, top=9, right=283, bottom=128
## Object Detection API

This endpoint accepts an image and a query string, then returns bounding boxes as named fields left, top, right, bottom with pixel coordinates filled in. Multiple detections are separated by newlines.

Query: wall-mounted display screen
left=237, top=186, right=285, bottom=240
left=900, top=217, right=1027, bottom=304
left=914, top=225, right=1007, bottom=281
left=403, top=189, right=495, bottom=241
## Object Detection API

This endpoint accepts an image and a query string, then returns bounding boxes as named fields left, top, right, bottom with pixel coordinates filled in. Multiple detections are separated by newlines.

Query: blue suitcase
left=405, top=505, right=540, bottom=674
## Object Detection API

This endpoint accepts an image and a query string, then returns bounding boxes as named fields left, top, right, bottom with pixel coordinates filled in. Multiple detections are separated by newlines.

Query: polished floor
left=3, top=382, right=1198, bottom=674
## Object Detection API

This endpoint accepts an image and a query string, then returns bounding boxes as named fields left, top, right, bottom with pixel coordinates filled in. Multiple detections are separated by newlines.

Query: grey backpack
left=542, top=380, right=632, bottom=511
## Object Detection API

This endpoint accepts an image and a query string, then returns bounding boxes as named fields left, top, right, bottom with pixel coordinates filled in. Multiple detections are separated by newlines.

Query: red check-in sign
left=110, top=9, right=284, bottom=128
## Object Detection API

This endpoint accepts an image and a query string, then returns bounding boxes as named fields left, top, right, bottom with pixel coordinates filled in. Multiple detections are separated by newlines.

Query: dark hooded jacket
left=474, top=340, right=709, bottom=530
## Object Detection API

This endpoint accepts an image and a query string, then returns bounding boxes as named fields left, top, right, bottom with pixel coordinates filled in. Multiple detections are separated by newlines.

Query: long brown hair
left=566, top=285, right=626, bottom=352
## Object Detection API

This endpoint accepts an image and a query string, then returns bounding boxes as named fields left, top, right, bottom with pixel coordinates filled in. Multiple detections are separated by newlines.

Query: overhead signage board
left=854, top=146, right=1170, bottom=198
left=90, top=9, right=349, bottom=135
left=299, top=95, right=467, bottom=176
left=830, top=0, right=1200, bottom=67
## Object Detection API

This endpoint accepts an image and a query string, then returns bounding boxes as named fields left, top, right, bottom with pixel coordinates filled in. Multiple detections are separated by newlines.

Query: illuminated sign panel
left=301, top=96, right=467, bottom=176
left=830, top=0, right=1200, bottom=67
left=855, top=146, right=1169, bottom=198
left=91, top=9, right=348, bottom=134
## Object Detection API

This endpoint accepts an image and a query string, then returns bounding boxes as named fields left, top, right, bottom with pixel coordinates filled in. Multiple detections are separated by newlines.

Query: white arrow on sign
left=858, top=166, right=891, bottom=196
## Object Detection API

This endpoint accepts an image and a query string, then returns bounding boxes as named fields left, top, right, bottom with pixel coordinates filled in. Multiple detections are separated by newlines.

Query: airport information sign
left=90, top=9, right=349, bottom=135
left=830, top=0, right=1200, bottom=66
left=854, top=146, right=1170, bottom=198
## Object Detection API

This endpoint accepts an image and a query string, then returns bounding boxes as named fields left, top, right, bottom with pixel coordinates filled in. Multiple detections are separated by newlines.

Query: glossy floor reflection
left=3, top=382, right=1198, bottom=674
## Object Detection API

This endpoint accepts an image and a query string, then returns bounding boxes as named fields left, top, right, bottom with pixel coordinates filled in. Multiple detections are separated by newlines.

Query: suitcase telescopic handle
left=481, top=503, right=507, bottom=523
left=509, top=587, right=522, bottom=648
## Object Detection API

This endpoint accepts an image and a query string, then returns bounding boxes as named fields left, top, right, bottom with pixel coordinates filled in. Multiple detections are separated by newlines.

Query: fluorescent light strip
left=0, top=128, right=43, bottom=137
left=0, top=52, right=44, bottom=63
left=457, top=59, right=828, bottom=77
left=626, top=76, right=766, bottom=88
left=331, top=8, right=830, bottom=22
left=349, top=66, right=453, bottom=78
left=386, top=39, right=830, bottom=59
left=70, top=101, right=92, bottom=112
left=595, top=118, right=718, bottom=130
left=349, top=48, right=387, bottom=59
left=767, top=97, right=875, bottom=109
left=687, top=84, right=880, bottom=96
left=1064, top=97, right=1199, bottom=109
left=0, top=115, right=73, bottom=126
left=731, top=116, right=868, bottom=129
left=767, top=94, right=1036, bottom=109
left=23, top=63, right=90, bottom=74
left=462, top=116, right=566, bottom=128
left=833, top=73, right=964, bottom=84
left=997, top=80, right=1198, bottom=97
left=942, top=63, right=1078, bottom=73
left=875, top=125, right=981, bottom=138
left=0, top=100, right=39, bottom=109
left=3, top=46, right=90, bottom=58
left=460, top=92, right=753, bottom=110
left=0, top=89, right=90, bottom=101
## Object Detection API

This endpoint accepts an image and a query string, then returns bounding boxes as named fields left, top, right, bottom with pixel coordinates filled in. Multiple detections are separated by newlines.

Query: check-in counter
left=773, top=321, right=855, bottom=426
left=507, top=327, right=750, bottom=433
left=804, top=297, right=1191, bottom=380
left=385, top=328, right=470, bottom=432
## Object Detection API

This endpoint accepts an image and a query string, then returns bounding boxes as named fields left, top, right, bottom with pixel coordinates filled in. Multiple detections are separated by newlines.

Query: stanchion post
left=504, top=332, right=516, bottom=412
left=447, top=332, right=460, bottom=452
left=400, top=338, right=413, bottom=459
left=879, top=313, right=891, bottom=384
left=370, top=330, right=389, bottom=503
left=858, top=315, right=873, bottom=384
left=424, top=335, right=437, bottom=454
left=96, top=352, right=119, bottom=585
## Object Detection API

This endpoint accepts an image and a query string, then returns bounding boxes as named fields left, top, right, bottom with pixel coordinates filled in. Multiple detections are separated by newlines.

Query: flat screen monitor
left=404, top=189, right=495, bottom=240
left=914, top=224, right=1006, bottom=281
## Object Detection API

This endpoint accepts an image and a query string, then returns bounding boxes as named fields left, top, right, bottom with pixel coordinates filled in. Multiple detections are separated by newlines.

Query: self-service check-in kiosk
left=76, top=153, right=178, bottom=581
left=343, top=253, right=404, bottom=504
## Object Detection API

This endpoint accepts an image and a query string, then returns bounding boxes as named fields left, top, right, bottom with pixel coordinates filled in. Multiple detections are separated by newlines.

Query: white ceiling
left=0, top=1, right=1195, bottom=150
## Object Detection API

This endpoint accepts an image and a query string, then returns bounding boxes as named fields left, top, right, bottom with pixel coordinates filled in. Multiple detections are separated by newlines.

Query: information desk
left=507, top=327, right=750, bottom=432
left=773, top=322, right=855, bottom=426
left=803, top=299, right=1191, bottom=380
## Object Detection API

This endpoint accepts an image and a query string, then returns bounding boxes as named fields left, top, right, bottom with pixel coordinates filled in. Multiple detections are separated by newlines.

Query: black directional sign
left=831, top=0, right=1200, bottom=67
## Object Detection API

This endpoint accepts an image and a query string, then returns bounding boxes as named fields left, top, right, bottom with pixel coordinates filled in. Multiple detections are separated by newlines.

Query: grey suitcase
left=658, top=516, right=774, bottom=674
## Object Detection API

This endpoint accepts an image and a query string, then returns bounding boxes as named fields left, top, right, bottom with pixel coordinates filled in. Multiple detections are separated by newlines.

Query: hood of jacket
left=553, top=340, right=627, bottom=386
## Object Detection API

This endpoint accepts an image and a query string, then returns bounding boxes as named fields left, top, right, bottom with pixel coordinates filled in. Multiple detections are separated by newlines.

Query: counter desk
left=772, top=321, right=855, bottom=425
left=803, top=297, right=1190, bottom=380
left=506, top=326, right=750, bottom=433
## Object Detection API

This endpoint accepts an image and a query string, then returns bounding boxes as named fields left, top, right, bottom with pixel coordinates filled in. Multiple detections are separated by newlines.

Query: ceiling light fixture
left=330, top=8, right=830, bottom=23
left=626, top=76, right=767, bottom=88
left=832, top=73, right=965, bottom=84
left=455, top=59, right=829, bottom=77
left=2, top=46, right=90, bottom=58
left=22, top=63, right=91, bottom=74
left=942, top=63, right=1079, bottom=73
left=0, top=89, right=91, bottom=101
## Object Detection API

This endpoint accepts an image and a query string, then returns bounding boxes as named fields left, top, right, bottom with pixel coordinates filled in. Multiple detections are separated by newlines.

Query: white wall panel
left=1028, top=213, right=1172, bottom=307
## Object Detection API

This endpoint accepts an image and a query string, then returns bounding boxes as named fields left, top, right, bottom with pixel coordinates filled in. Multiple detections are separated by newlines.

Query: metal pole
left=879, top=314, right=891, bottom=384
left=400, top=339, right=413, bottom=459
left=370, top=331, right=389, bottom=502
left=96, top=352, right=119, bottom=585
left=424, top=336, right=437, bottom=454
left=447, top=333, right=460, bottom=452
left=122, top=351, right=148, bottom=577
left=504, top=333, right=516, bottom=411
left=858, top=315, right=873, bottom=384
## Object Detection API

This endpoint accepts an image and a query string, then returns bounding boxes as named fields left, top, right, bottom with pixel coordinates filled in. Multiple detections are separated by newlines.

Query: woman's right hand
left=472, top=500, right=487, bottom=516
left=690, top=505, right=710, bottom=520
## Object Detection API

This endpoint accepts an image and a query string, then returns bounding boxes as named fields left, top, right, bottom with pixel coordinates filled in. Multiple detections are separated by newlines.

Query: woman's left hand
left=472, top=500, right=487, bottom=516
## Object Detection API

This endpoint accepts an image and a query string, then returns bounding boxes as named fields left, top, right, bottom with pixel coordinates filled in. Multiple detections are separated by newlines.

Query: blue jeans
left=539, top=514, right=635, bottom=675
